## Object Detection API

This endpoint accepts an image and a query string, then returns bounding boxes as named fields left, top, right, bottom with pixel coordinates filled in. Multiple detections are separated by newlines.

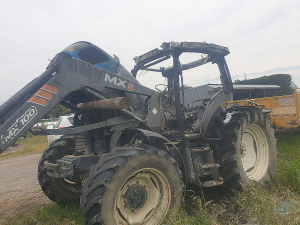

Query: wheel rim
left=115, top=168, right=171, bottom=225
left=241, top=124, right=269, bottom=181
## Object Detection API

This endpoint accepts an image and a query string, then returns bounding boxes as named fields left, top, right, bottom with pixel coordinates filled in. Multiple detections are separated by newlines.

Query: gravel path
left=0, top=153, right=52, bottom=224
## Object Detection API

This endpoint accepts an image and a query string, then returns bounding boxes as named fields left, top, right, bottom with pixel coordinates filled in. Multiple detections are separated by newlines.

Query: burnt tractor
left=0, top=41, right=277, bottom=224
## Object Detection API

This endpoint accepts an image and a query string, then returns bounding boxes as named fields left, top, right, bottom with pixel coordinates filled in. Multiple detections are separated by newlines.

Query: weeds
left=3, top=203, right=82, bottom=225
left=3, top=130, right=300, bottom=224
left=275, top=130, right=300, bottom=194
left=223, top=184, right=300, bottom=225
left=0, top=133, right=48, bottom=160
left=163, top=191, right=215, bottom=225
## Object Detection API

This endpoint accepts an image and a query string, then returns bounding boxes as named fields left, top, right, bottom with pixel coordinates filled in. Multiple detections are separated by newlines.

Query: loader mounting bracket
left=44, top=155, right=101, bottom=179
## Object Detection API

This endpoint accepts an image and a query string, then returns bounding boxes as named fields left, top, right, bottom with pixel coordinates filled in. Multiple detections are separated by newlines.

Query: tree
left=43, top=104, right=72, bottom=119
left=234, top=74, right=293, bottom=96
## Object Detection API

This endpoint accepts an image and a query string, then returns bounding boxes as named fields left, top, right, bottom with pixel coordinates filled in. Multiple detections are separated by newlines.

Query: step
left=201, top=163, right=220, bottom=169
left=201, top=178, right=224, bottom=187
left=191, top=147, right=210, bottom=152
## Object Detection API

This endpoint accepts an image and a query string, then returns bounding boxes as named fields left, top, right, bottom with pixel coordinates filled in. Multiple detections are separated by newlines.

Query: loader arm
left=0, top=42, right=154, bottom=155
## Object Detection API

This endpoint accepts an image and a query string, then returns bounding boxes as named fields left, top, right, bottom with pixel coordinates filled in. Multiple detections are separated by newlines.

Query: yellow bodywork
left=223, top=88, right=300, bottom=128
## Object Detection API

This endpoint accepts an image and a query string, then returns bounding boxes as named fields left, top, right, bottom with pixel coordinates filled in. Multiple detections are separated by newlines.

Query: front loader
left=0, top=41, right=277, bottom=225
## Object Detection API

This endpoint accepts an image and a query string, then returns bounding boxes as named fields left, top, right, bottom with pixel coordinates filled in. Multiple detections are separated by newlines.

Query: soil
left=0, top=150, right=52, bottom=224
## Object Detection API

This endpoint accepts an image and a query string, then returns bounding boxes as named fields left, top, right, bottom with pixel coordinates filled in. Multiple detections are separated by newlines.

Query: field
left=3, top=129, right=300, bottom=225
left=0, top=133, right=48, bottom=160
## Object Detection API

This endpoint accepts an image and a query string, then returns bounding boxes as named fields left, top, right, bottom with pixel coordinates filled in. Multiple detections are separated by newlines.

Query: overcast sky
left=0, top=0, right=299, bottom=104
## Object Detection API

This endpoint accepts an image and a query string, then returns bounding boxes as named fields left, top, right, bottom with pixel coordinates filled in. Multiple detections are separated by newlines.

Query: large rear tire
left=80, top=145, right=184, bottom=225
left=211, top=107, right=277, bottom=189
left=38, top=137, right=82, bottom=204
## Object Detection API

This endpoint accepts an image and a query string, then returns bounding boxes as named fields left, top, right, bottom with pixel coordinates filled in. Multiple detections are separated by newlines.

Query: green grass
left=4, top=129, right=300, bottom=224
left=0, top=133, right=48, bottom=160
left=206, top=184, right=300, bottom=225
left=275, top=129, right=300, bottom=194
left=4, top=203, right=83, bottom=225
left=162, top=192, right=216, bottom=225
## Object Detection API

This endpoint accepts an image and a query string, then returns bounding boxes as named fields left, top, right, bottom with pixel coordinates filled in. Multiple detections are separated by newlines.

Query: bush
left=235, top=74, right=293, bottom=96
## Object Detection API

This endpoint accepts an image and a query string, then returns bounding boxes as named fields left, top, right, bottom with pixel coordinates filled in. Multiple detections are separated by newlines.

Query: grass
left=207, top=184, right=300, bottom=225
left=162, top=192, right=216, bottom=225
left=162, top=183, right=300, bottom=225
left=275, top=129, right=300, bottom=194
left=0, top=133, right=48, bottom=160
left=3, top=129, right=300, bottom=224
left=4, top=203, right=83, bottom=225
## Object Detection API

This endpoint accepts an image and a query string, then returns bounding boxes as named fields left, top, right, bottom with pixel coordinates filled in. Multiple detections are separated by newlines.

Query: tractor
left=0, top=41, right=276, bottom=224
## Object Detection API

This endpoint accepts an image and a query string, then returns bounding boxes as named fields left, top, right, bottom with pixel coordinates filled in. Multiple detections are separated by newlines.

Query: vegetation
left=0, top=133, right=48, bottom=160
left=3, top=204, right=83, bottom=225
left=275, top=129, right=300, bottom=194
left=43, top=104, right=73, bottom=119
left=235, top=74, right=293, bottom=96
left=3, top=129, right=300, bottom=224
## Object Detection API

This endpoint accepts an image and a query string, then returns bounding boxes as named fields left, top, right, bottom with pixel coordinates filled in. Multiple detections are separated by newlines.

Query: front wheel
left=211, top=107, right=277, bottom=189
left=80, top=145, right=184, bottom=225
left=38, top=137, right=82, bottom=204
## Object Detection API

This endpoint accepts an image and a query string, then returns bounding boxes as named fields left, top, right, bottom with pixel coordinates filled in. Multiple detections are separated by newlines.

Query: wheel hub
left=125, top=186, right=148, bottom=210
left=115, top=168, right=171, bottom=224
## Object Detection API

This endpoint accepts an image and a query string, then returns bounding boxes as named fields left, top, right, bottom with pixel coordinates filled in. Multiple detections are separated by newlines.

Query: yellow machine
left=223, top=88, right=300, bottom=128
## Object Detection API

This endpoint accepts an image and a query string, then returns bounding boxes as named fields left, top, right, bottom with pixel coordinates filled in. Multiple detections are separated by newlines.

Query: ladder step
left=191, top=147, right=210, bottom=152
left=201, top=163, right=220, bottom=169
left=201, top=178, right=224, bottom=187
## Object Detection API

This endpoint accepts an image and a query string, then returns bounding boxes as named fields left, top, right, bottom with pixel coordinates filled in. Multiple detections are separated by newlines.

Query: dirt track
left=0, top=152, right=51, bottom=224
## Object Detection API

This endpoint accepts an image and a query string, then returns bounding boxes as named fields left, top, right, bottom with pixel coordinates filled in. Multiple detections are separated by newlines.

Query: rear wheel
left=211, top=107, right=277, bottom=189
left=38, top=137, right=82, bottom=204
left=80, top=145, right=184, bottom=225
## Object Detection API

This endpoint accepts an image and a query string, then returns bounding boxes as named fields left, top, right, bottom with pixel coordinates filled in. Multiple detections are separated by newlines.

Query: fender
left=109, top=128, right=186, bottom=179
left=199, top=90, right=232, bottom=136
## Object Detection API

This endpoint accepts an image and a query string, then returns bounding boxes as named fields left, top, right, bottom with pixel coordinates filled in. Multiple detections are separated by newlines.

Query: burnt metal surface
left=44, top=155, right=101, bottom=179
left=198, top=90, right=232, bottom=136
left=32, top=115, right=135, bottom=136
left=173, top=52, right=184, bottom=137
left=0, top=41, right=155, bottom=153
left=132, top=41, right=233, bottom=136
left=191, top=146, right=223, bottom=186
left=132, top=41, right=230, bottom=77
left=133, top=128, right=188, bottom=182
left=133, top=42, right=229, bottom=65
left=54, top=56, right=155, bottom=99
left=128, top=42, right=234, bottom=186
left=109, top=130, right=122, bottom=151
left=146, top=93, right=161, bottom=133
left=201, top=179, right=224, bottom=187
left=0, top=40, right=237, bottom=192
left=0, top=66, right=57, bottom=121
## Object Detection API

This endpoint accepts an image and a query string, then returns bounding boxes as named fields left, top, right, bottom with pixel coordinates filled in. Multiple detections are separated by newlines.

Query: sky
left=0, top=0, right=300, bottom=104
